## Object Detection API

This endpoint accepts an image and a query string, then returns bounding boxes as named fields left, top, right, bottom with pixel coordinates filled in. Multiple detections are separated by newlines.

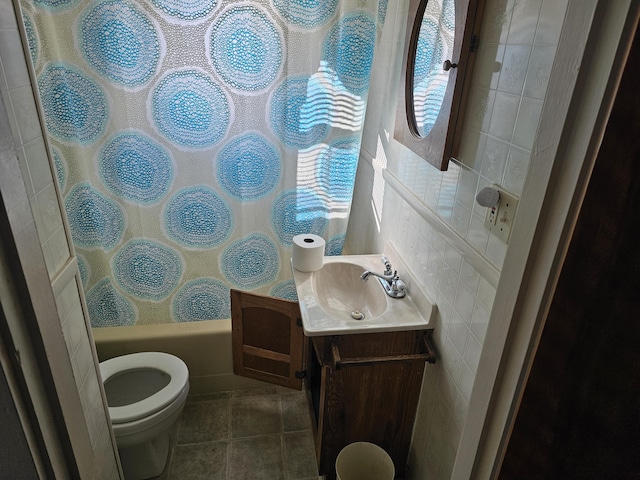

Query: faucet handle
left=381, top=256, right=392, bottom=274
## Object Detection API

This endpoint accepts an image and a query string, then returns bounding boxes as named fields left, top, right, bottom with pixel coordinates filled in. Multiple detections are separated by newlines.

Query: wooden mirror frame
left=394, top=0, right=485, bottom=171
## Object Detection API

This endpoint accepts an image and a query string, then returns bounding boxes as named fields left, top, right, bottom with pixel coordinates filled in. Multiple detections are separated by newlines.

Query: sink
left=312, top=261, right=387, bottom=319
left=291, top=252, right=435, bottom=336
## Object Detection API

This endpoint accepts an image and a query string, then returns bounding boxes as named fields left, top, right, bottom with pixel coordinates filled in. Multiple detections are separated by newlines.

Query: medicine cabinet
left=394, top=0, right=485, bottom=171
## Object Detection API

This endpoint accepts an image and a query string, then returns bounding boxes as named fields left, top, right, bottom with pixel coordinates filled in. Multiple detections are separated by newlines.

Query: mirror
left=394, top=0, right=484, bottom=171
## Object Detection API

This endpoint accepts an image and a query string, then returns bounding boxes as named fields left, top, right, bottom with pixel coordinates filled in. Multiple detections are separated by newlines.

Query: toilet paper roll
left=292, top=234, right=325, bottom=272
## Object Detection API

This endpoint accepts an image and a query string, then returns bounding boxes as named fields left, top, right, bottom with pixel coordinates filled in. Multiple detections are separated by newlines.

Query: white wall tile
left=486, top=234, right=508, bottom=269
left=456, top=129, right=486, bottom=171
left=1, top=88, right=20, bottom=145
left=36, top=183, right=63, bottom=239
left=480, top=0, right=513, bottom=44
left=448, top=315, right=469, bottom=357
left=473, top=44, right=505, bottom=90
left=0, top=30, right=31, bottom=88
left=471, top=302, right=490, bottom=344
left=466, top=87, right=496, bottom=133
left=503, top=145, right=531, bottom=195
left=535, top=0, right=569, bottom=45
left=453, top=283, right=477, bottom=324
left=9, top=85, right=40, bottom=144
left=497, top=46, right=532, bottom=95
left=523, top=46, right=556, bottom=99
left=480, top=136, right=509, bottom=183
left=49, top=227, right=71, bottom=273
left=513, top=97, right=543, bottom=150
left=457, top=362, right=475, bottom=403
left=460, top=258, right=481, bottom=292
left=464, top=332, right=483, bottom=375
left=452, top=389, right=469, bottom=429
left=507, top=0, right=543, bottom=44
left=456, top=165, right=480, bottom=210
left=72, top=336, right=94, bottom=391
left=488, top=92, right=519, bottom=142
left=24, top=137, right=53, bottom=194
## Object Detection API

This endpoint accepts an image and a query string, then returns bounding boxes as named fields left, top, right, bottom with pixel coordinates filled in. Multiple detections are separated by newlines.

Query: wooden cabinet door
left=231, top=289, right=305, bottom=390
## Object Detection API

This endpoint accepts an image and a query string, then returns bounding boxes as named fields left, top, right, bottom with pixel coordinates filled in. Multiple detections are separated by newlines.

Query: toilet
left=99, top=352, right=190, bottom=480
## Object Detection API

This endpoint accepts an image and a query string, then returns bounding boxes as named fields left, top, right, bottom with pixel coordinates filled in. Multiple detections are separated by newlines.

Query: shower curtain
left=22, top=0, right=388, bottom=326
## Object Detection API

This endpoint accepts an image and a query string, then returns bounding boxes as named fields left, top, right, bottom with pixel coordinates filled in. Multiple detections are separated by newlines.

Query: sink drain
left=350, top=310, right=365, bottom=320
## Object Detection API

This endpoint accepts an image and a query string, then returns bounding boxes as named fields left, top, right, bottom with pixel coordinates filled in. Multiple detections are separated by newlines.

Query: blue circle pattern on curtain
left=221, top=233, right=279, bottom=289
left=113, top=239, right=183, bottom=301
left=32, top=0, right=81, bottom=12
left=316, top=137, right=360, bottom=202
left=151, top=0, right=218, bottom=22
left=271, top=189, right=327, bottom=246
left=216, top=132, right=280, bottom=201
left=78, top=0, right=162, bottom=88
left=99, top=132, right=174, bottom=205
left=272, top=0, right=338, bottom=28
left=172, top=278, right=230, bottom=322
left=65, top=183, right=125, bottom=250
left=326, top=234, right=346, bottom=256
left=37, top=63, right=108, bottom=145
left=86, top=278, right=136, bottom=327
left=163, top=186, right=233, bottom=248
left=151, top=69, right=230, bottom=149
left=208, top=5, right=283, bottom=92
left=22, top=13, right=38, bottom=65
left=269, top=76, right=329, bottom=149
left=323, top=12, right=377, bottom=95
left=270, top=280, right=298, bottom=302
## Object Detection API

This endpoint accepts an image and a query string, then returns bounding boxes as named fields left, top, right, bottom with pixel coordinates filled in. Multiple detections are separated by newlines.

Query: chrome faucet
left=361, top=256, right=407, bottom=298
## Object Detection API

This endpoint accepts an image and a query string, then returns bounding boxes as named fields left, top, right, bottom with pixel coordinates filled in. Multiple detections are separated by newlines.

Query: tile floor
left=156, top=386, right=321, bottom=480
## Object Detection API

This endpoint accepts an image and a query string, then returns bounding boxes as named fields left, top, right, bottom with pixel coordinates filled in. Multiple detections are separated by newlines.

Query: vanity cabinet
left=231, top=290, right=436, bottom=479
left=309, top=330, right=435, bottom=479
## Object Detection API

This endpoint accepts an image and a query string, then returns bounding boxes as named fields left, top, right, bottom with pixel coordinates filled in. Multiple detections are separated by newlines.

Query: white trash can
left=335, top=442, right=395, bottom=480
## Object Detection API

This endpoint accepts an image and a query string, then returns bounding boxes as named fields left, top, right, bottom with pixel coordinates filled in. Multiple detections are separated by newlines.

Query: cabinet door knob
left=443, top=59, right=458, bottom=71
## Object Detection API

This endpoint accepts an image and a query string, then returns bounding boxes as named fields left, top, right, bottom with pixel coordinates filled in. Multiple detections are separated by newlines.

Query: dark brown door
left=231, top=289, right=305, bottom=390
left=500, top=15, right=640, bottom=480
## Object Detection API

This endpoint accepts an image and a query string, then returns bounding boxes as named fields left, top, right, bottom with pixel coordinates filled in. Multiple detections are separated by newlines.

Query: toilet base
left=118, top=432, right=170, bottom=480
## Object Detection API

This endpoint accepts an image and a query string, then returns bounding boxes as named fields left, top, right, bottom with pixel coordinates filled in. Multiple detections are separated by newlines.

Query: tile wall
left=346, top=0, right=568, bottom=478
left=0, top=1, right=118, bottom=477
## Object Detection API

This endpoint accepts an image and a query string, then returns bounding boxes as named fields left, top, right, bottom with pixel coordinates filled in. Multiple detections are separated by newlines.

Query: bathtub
left=92, top=320, right=269, bottom=394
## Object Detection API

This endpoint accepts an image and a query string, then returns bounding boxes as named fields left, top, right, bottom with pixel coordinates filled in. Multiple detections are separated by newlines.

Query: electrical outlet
left=484, top=187, right=519, bottom=244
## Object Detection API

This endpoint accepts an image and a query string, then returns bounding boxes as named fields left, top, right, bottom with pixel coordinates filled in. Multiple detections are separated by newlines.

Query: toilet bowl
left=100, top=352, right=189, bottom=480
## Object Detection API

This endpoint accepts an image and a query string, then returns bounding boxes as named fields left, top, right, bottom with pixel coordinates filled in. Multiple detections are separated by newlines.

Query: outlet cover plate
left=484, top=187, right=519, bottom=244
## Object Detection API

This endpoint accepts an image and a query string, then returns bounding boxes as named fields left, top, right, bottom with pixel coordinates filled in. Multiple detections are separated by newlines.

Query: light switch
left=482, top=186, right=518, bottom=244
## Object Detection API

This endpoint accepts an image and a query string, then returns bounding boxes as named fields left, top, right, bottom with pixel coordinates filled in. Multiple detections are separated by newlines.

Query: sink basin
left=312, top=262, right=387, bottom=319
left=291, top=252, right=435, bottom=336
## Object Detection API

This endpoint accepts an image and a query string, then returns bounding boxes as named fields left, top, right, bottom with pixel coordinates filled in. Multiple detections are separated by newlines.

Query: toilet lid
left=99, top=352, right=189, bottom=424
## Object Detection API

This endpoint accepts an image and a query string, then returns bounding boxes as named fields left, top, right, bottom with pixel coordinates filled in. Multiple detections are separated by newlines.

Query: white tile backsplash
left=347, top=1, right=568, bottom=477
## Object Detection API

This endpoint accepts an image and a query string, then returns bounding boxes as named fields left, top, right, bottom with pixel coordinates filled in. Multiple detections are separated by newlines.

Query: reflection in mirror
left=412, top=0, right=455, bottom=138
left=394, top=0, right=483, bottom=171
